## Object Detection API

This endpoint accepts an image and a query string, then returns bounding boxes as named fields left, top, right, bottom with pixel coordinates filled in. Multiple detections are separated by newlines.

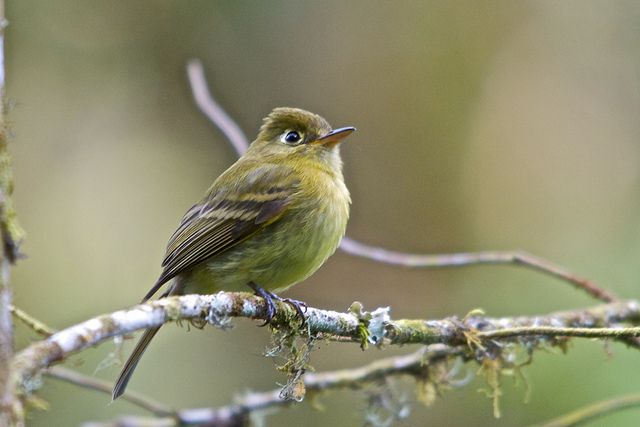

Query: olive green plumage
left=112, top=107, right=354, bottom=400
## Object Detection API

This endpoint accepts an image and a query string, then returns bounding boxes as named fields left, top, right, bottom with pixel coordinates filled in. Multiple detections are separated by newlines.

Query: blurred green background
left=7, top=1, right=640, bottom=425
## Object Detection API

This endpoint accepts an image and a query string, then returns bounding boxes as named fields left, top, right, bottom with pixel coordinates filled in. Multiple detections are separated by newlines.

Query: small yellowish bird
left=112, top=107, right=355, bottom=400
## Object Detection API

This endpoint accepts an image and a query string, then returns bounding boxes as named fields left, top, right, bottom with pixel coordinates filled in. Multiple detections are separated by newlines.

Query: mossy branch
left=11, top=294, right=640, bottom=419
left=72, top=345, right=465, bottom=427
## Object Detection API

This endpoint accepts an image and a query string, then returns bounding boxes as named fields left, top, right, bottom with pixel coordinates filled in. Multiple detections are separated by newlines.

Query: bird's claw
left=248, top=282, right=307, bottom=327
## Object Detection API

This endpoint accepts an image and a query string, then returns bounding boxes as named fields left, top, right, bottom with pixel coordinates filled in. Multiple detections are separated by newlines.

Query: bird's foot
left=248, top=282, right=307, bottom=327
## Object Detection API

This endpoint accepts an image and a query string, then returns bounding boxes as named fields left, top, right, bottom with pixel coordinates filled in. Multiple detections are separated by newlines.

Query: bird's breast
left=185, top=170, right=350, bottom=295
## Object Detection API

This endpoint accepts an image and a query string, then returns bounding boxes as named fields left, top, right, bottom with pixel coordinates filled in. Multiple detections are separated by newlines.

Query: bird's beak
left=311, top=127, right=356, bottom=146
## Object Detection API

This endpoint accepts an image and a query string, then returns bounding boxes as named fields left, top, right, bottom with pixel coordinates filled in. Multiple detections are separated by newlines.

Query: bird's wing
left=143, top=164, right=299, bottom=301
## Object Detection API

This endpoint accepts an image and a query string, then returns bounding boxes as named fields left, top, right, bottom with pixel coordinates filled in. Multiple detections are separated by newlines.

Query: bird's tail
left=111, top=325, right=161, bottom=401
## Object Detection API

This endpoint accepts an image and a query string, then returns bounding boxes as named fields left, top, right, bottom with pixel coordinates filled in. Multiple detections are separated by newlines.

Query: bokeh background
left=7, top=1, right=640, bottom=425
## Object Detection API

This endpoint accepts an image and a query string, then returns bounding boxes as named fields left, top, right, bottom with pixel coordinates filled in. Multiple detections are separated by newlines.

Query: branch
left=340, top=238, right=616, bottom=303
left=11, top=292, right=360, bottom=385
left=44, top=367, right=173, bottom=417
left=532, top=392, right=640, bottom=427
left=186, top=60, right=249, bottom=157
left=478, top=325, right=640, bottom=340
left=9, top=306, right=56, bottom=337
left=85, top=345, right=465, bottom=427
left=12, top=291, right=640, bottom=397
left=0, top=3, right=25, bottom=425
left=24, top=297, right=632, bottom=426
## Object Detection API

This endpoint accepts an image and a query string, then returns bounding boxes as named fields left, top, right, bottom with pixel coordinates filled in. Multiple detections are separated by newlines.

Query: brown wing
left=143, top=165, right=299, bottom=301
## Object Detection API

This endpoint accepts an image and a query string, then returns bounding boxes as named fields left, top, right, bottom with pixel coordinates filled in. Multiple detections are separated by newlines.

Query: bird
left=112, top=107, right=355, bottom=400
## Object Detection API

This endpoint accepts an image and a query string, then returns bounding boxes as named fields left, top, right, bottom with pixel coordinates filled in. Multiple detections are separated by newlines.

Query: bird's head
left=247, top=107, right=355, bottom=170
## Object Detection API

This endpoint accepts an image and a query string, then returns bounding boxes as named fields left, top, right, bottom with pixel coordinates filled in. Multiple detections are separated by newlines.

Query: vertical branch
left=0, top=7, right=22, bottom=264
left=0, top=3, right=10, bottom=424
left=0, top=2, right=25, bottom=425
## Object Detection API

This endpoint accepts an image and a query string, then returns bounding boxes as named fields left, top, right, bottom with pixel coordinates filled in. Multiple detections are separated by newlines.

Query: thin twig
left=186, top=59, right=249, bottom=156
left=9, top=305, right=57, bottom=337
left=478, top=326, right=640, bottom=340
left=532, top=392, right=640, bottom=427
left=45, top=367, right=173, bottom=417
left=340, top=238, right=616, bottom=303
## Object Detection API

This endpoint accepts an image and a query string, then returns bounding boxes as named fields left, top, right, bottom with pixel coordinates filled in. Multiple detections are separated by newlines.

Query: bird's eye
left=283, top=131, right=301, bottom=144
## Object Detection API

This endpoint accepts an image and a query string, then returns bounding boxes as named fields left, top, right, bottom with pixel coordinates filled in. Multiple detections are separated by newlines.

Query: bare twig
left=340, top=238, right=616, bottom=303
left=186, top=59, right=250, bottom=156
left=478, top=326, right=640, bottom=340
left=532, top=392, right=640, bottom=427
left=45, top=367, right=173, bottom=417
left=9, top=305, right=56, bottom=337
